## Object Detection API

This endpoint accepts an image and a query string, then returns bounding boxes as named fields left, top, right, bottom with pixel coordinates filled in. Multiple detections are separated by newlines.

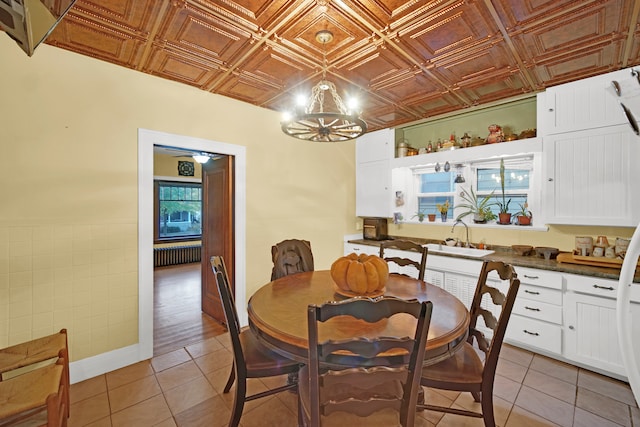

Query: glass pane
left=158, top=182, right=202, bottom=239
left=419, top=172, right=454, bottom=193
left=477, top=168, right=530, bottom=192
left=417, top=196, right=453, bottom=217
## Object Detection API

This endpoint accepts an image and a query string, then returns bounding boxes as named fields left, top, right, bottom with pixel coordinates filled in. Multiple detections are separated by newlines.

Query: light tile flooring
left=67, top=334, right=639, bottom=427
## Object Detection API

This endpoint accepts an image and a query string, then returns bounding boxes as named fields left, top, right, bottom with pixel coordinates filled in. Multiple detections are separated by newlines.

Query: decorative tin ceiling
left=44, top=0, right=640, bottom=132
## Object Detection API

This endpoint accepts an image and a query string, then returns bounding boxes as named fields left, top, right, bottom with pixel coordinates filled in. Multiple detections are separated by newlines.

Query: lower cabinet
left=564, top=274, right=640, bottom=377
left=505, top=267, right=564, bottom=356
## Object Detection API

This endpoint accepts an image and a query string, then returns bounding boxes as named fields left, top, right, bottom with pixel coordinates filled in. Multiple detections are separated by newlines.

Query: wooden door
left=201, top=155, right=234, bottom=324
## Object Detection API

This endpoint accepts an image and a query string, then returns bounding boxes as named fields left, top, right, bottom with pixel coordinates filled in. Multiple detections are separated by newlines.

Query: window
left=407, top=155, right=534, bottom=224
left=154, top=180, right=202, bottom=241
left=415, top=170, right=454, bottom=217
left=475, top=158, right=532, bottom=216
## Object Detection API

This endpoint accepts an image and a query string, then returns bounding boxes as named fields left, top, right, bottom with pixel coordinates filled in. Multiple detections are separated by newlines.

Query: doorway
left=138, top=128, right=247, bottom=360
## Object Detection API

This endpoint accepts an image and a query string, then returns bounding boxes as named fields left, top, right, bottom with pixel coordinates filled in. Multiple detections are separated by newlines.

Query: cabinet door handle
left=524, top=290, right=540, bottom=295
left=523, top=275, right=539, bottom=279
left=593, top=285, right=614, bottom=291
left=523, top=330, right=540, bottom=336
left=548, top=108, right=554, bottom=112
left=525, top=306, right=541, bottom=312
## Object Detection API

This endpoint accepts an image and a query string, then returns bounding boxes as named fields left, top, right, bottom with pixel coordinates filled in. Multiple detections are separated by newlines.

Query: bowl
left=535, top=246, right=559, bottom=260
left=511, top=245, right=533, bottom=256
left=444, top=238, right=458, bottom=247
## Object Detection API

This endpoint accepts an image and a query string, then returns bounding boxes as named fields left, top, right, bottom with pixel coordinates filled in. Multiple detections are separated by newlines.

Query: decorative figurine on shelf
left=427, top=141, right=433, bottom=153
left=461, top=132, right=471, bottom=148
left=486, top=124, right=504, bottom=144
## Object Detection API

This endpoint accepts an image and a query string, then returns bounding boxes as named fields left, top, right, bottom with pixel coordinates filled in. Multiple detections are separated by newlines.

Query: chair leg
left=471, top=391, right=481, bottom=402
left=224, top=363, right=236, bottom=394
left=480, top=391, right=496, bottom=427
left=228, top=377, right=246, bottom=427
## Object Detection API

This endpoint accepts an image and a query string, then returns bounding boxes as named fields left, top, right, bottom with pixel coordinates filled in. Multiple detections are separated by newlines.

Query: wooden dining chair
left=418, top=260, right=520, bottom=427
left=0, top=351, right=69, bottom=426
left=270, top=239, right=315, bottom=280
left=379, top=239, right=428, bottom=281
left=298, top=296, right=433, bottom=427
left=210, top=256, right=302, bottom=427
left=0, top=329, right=70, bottom=420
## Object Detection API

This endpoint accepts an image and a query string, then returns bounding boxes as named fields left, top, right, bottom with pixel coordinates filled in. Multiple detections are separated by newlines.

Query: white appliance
left=610, top=70, right=640, bottom=406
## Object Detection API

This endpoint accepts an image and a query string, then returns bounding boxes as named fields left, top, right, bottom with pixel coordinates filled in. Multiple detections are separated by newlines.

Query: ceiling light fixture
left=192, top=154, right=210, bottom=164
left=280, top=30, right=367, bottom=142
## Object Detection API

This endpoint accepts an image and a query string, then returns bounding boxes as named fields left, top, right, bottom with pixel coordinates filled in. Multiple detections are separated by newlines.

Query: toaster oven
left=363, top=217, right=388, bottom=241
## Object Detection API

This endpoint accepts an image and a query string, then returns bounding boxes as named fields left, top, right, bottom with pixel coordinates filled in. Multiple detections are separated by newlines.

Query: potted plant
left=497, top=159, right=512, bottom=224
left=516, top=202, right=532, bottom=226
left=454, top=186, right=496, bottom=223
left=427, top=213, right=436, bottom=222
left=412, top=210, right=426, bottom=222
left=436, top=200, right=450, bottom=222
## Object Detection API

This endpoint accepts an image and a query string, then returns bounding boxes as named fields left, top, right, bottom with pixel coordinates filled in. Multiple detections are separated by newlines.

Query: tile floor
left=67, top=334, right=639, bottom=427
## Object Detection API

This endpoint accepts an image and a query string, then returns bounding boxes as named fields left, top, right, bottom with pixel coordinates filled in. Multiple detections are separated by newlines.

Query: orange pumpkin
left=330, top=253, right=389, bottom=295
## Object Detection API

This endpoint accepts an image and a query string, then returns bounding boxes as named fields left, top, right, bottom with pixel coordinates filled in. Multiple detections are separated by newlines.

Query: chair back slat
left=468, top=261, right=520, bottom=377
left=379, top=240, right=428, bottom=281
left=305, top=296, right=432, bottom=426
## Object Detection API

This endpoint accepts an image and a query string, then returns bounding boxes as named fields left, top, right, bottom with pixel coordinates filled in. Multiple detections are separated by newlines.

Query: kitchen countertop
left=347, top=237, right=640, bottom=282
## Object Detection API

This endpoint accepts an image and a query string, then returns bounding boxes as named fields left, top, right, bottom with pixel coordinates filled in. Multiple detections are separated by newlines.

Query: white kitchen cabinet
left=424, top=269, right=444, bottom=289
left=538, top=68, right=628, bottom=136
left=344, top=242, right=379, bottom=256
left=356, top=128, right=395, bottom=218
left=504, top=267, right=564, bottom=355
left=542, top=124, right=640, bottom=226
left=564, top=274, right=640, bottom=377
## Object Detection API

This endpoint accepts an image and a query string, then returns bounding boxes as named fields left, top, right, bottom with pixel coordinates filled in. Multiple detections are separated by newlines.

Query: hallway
left=153, top=263, right=225, bottom=356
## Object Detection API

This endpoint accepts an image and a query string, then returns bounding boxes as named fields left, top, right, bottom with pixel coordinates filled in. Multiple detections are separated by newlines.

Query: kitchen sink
left=424, top=243, right=494, bottom=258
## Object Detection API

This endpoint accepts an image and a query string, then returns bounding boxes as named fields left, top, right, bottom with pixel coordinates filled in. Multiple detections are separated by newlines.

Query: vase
left=473, top=213, right=486, bottom=223
left=441, top=212, right=448, bottom=222
left=498, top=213, right=512, bottom=224
left=517, top=215, right=531, bottom=226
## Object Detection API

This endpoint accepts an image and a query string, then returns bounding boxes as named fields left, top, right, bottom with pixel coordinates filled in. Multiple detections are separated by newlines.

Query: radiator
left=154, top=245, right=202, bottom=267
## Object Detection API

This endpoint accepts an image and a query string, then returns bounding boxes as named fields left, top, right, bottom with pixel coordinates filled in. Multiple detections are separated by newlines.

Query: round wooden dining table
left=247, top=270, right=470, bottom=366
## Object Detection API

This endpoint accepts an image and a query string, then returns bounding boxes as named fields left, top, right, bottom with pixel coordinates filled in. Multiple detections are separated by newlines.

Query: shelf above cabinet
left=390, top=138, right=542, bottom=169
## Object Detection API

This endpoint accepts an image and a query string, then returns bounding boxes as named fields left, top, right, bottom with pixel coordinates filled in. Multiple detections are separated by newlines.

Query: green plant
left=516, top=202, right=531, bottom=218
left=436, top=200, right=450, bottom=215
left=497, top=158, right=511, bottom=214
left=412, top=210, right=426, bottom=222
left=454, top=187, right=496, bottom=222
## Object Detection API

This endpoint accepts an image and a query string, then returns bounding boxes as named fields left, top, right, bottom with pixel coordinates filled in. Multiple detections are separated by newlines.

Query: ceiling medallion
left=280, top=30, right=367, bottom=142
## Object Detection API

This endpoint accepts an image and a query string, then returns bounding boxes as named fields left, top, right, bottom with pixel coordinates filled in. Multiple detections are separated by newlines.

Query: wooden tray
left=556, top=253, right=637, bottom=269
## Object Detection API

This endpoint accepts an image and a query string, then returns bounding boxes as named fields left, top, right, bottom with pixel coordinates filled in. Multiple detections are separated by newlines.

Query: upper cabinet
left=542, top=124, right=640, bottom=226
left=355, top=128, right=395, bottom=218
left=539, top=67, right=640, bottom=226
left=538, top=69, right=629, bottom=136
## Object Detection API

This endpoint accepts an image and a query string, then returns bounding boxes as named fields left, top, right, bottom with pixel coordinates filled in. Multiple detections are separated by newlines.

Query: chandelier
left=280, top=30, right=367, bottom=142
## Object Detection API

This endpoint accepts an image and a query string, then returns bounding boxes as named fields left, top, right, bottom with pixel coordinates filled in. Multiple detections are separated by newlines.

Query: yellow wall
left=0, top=36, right=355, bottom=361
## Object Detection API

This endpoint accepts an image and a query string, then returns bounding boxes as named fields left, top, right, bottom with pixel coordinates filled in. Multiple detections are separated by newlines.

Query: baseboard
left=69, top=343, right=146, bottom=384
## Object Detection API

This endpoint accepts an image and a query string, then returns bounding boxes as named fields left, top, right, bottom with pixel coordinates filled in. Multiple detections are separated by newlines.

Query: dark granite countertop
left=347, top=237, right=640, bottom=282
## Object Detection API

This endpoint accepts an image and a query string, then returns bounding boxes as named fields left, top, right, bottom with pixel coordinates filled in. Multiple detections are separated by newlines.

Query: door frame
left=138, top=128, right=247, bottom=359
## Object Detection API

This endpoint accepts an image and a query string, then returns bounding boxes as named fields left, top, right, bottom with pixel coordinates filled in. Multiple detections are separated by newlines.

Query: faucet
left=451, top=219, right=470, bottom=248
